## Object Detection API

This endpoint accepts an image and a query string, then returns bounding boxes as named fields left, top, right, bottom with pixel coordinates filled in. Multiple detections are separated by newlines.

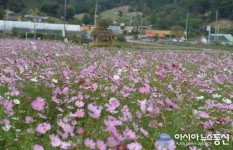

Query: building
left=0, top=20, right=80, bottom=35
left=210, top=34, right=233, bottom=45
left=108, top=26, right=123, bottom=35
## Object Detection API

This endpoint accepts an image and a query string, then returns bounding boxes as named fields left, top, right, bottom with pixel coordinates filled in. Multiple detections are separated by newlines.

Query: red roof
left=145, top=32, right=155, bottom=37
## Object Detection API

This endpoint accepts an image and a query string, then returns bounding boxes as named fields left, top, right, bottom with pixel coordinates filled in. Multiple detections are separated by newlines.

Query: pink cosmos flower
left=62, top=87, right=69, bottom=95
left=25, top=116, right=33, bottom=124
left=107, top=136, right=118, bottom=148
left=203, top=120, right=215, bottom=129
left=96, top=140, right=106, bottom=150
left=88, top=103, right=103, bottom=119
left=10, top=89, right=20, bottom=96
left=70, top=109, right=85, bottom=118
left=199, top=112, right=210, bottom=119
left=31, top=97, right=46, bottom=111
left=120, top=105, right=132, bottom=121
left=123, top=127, right=137, bottom=140
left=140, top=127, right=149, bottom=137
left=84, top=138, right=96, bottom=149
left=127, top=142, right=142, bottom=150
left=59, top=122, right=74, bottom=136
left=33, top=144, right=44, bottom=150
left=106, top=97, right=120, bottom=113
left=36, top=122, right=51, bottom=134
left=136, top=111, right=142, bottom=119
left=60, top=141, right=72, bottom=149
left=75, top=100, right=84, bottom=107
left=91, top=82, right=98, bottom=91
left=62, top=71, right=70, bottom=80
left=49, top=134, right=61, bottom=147
left=165, top=98, right=180, bottom=109
left=104, top=116, right=122, bottom=137
left=1, top=99, right=14, bottom=111
left=139, top=84, right=150, bottom=94
left=76, top=128, right=85, bottom=135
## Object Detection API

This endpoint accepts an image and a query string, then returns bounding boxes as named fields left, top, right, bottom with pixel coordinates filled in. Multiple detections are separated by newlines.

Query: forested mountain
left=1, top=0, right=233, bottom=35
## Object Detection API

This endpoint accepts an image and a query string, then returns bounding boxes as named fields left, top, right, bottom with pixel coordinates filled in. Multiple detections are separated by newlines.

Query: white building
left=0, top=20, right=80, bottom=35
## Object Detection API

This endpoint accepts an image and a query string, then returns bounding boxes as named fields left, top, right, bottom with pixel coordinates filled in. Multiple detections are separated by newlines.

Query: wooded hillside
left=1, top=0, right=233, bottom=35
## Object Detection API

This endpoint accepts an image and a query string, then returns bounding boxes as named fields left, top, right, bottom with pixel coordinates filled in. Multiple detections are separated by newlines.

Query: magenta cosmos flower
left=36, top=122, right=51, bottom=134
left=31, top=97, right=46, bottom=111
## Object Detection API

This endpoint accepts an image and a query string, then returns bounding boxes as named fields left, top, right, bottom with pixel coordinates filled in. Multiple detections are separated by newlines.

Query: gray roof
left=0, top=20, right=80, bottom=32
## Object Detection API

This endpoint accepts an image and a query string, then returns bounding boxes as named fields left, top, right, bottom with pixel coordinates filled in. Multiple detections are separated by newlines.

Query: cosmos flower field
left=0, top=39, right=232, bottom=150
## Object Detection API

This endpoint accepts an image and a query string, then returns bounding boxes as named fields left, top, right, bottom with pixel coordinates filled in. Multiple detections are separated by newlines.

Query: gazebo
left=92, top=30, right=115, bottom=46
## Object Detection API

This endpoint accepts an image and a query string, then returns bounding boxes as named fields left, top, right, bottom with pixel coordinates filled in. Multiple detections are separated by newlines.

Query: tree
left=29, top=7, right=38, bottom=39
left=69, top=18, right=81, bottom=24
left=95, top=19, right=110, bottom=31
left=66, top=7, right=74, bottom=20
left=82, top=14, right=91, bottom=25
left=0, top=7, right=4, bottom=19
left=0, top=0, right=7, bottom=9
left=41, top=3, right=60, bottom=17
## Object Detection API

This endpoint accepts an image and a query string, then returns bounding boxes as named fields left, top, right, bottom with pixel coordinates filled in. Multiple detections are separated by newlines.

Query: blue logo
left=155, top=133, right=173, bottom=149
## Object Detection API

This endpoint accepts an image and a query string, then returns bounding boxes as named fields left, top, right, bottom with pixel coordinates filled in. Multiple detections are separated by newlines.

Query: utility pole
left=94, top=0, right=98, bottom=27
left=215, top=9, right=218, bottom=42
left=185, top=12, right=189, bottom=41
left=63, top=0, right=67, bottom=38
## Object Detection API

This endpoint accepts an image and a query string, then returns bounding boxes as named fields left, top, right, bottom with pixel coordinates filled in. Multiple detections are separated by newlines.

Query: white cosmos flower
left=52, top=79, right=58, bottom=83
left=13, top=99, right=20, bottom=104
left=213, top=94, right=221, bottom=98
left=105, top=86, right=109, bottom=91
left=55, top=53, right=60, bottom=57
left=197, top=73, right=206, bottom=78
left=113, top=74, right=120, bottom=80
left=196, top=96, right=204, bottom=100
left=223, top=98, right=232, bottom=104
left=31, top=77, right=38, bottom=82
left=16, top=129, right=21, bottom=132
left=117, top=67, right=127, bottom=75
left=4, top=92, right=9, bottom=96
left=12, top=117, right=20, bottom=120
left=2, top=125, right=11, bottom=131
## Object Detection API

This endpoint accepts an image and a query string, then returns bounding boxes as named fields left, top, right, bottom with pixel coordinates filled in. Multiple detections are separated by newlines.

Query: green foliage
left=96, top=19, right=111, bottom=31
left=11, top=27, right=18, bottom=37
left=117, top=35, right=126, bottom=42
left=66, top=7, right=74, bottom=20
left=82, top=14, right=92, bottom=25
left=40, top=3, right=60, bottom=17
left=0, top=8, right=4, bottom=20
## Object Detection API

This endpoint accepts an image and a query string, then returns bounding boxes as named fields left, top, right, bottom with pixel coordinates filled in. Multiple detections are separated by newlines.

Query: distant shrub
left=117, top=36, right=126, bottom=42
